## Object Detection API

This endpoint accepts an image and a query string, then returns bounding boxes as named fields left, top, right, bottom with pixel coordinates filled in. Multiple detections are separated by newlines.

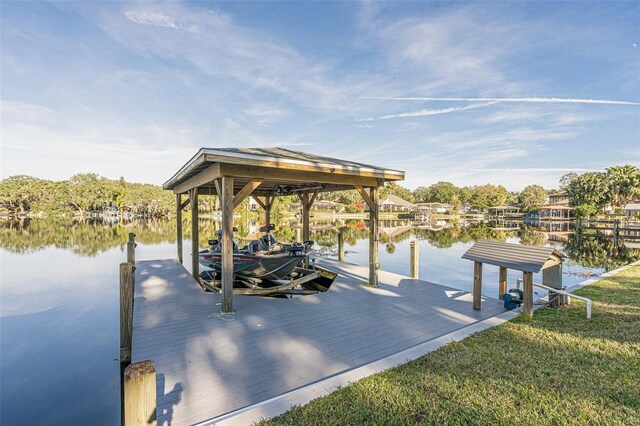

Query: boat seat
left=247, top=240, right=260, bottom=253
left=258, top=234, right=277, bottom=251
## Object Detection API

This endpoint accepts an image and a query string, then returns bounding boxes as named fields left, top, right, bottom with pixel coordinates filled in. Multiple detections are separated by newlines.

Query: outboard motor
left=502, top=288, right=524, bottom=310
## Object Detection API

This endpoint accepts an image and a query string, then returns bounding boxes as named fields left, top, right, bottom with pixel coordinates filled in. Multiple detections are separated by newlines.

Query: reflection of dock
left=130, top=258, right=505, bottom=425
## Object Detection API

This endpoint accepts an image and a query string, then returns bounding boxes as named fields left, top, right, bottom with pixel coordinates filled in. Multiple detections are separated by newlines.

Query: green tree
left=518, top=185, right=548, bottom=212
left=559, top=172, right=578, bottom=190
left=568, top=172, right=608, bottom=210
left=605, top=165, right=640, bottom=208
left=469, top=184, right=508, bottom=211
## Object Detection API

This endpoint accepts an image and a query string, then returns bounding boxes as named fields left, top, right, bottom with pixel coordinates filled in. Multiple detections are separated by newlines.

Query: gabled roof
left=163, top=147, right=405, bottom=195
left=381, top=194, right=414, bottom=207
left=462, top=240, right=565, bottom=273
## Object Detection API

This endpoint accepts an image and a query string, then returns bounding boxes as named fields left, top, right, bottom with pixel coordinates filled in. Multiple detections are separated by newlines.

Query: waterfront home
left=538, top=205, right=574, bottom=220
left=548, top=191, right=570, bottom=205
left=414, top=202, right=451, bottom=214
left=488, top=205, right=522, bottom=219
left=378, top=194, right=414, bottom=212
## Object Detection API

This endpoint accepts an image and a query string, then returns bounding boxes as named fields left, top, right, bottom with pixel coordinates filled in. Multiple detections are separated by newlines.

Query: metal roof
left=462, top=240, right=565, bottom=273
left=163, top=147, right=405, bottom=194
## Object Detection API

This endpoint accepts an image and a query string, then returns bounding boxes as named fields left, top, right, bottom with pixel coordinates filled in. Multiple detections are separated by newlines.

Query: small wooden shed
left=163, top=147, right=405, bottom=313
left=462, top=240, right=566, bottom=317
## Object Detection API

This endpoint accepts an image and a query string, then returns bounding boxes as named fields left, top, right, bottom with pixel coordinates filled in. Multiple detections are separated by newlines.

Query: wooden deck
left=131, top=258, right=506, bottom=425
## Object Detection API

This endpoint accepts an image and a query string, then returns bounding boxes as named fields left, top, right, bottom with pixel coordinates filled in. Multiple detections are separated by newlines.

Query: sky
left=1, top=1, right=639, bottom=191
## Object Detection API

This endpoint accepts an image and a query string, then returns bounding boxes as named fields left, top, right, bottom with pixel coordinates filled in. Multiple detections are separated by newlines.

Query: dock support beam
left=176, top=194, right=183, bottom=263
left=127, top=233, right=136, bottom=265
left=221, top=176, right=234, bottom=313
left=369, top=186, right=379, bottom=287
left=189, top=188, right=199, bottom=280
left=522, top=271, right=533, bottom=317
left=410, top=240, right=419, bottom=279
left=473, top=261, right=482, bottom=310
left=498, top=266, right=507, bottom=300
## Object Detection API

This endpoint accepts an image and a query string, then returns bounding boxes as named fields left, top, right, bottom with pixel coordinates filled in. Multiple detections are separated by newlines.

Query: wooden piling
left=120, top=262, right=135, bottom=364
left=338, top=231, right=345, bottom=261
left=522, top=271, right=533, bottom=317
left=127, top=233, right=136, bottom=265
left=369, top=186, right=380, bottom=287
left=409, top=240, right=419, bottom=279
left=123, top=360, right=157, bottom=426
left=472, top=261, right=482, bottom=310
left=498, top=266, right=507, bottom=300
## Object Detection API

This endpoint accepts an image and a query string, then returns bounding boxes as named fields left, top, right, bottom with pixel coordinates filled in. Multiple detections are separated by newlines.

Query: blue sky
left=1, top=1, right=639, bottom=190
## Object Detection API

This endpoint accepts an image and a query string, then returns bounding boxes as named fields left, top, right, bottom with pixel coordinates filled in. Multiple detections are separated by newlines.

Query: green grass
left=258, top=266, right=640, bottom=426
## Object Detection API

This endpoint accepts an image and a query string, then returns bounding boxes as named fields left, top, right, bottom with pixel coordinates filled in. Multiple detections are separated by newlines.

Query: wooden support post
left=498, top=266, right=507, bottom=300
left=369, top=186, right=380, bottom=287
left=338, top=231, right=345, bottom=261
left=176, top=194, right=183, bottom=263
left=127, top=233, right=136, bottom=265
left=473, top=261, right=482, bottom=310
left=120, top=262, right=135, bottom=364
left=189, top=188, right=199, bottom=280
left=409, top=240, right=419, bottom=279
left=302, top=192, right=311, bottom=268
left=523, top=271, right=534, bottom=317
left=221, top=176, right=234, bottom=313
left=123, top=360, right=157, bottom=426
left=265, top=196, right=273, bottom=225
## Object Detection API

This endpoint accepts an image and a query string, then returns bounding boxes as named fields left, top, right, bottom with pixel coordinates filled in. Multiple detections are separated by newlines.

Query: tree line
left=2, top=164, right=638, bottom=218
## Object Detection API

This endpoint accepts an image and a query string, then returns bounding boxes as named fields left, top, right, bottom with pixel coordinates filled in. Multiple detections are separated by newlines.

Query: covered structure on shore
left=488, top=205, right=522, bottom=219
left=163, top=147, right=405, bottom=313
left=538, top=204, right=574, bottom=220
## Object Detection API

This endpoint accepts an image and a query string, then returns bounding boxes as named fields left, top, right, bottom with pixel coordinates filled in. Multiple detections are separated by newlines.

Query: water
left=1, top=217, right=638, bottom=425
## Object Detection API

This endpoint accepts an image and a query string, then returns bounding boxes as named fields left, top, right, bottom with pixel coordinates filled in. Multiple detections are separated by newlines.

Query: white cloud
left=124, top=10, right=180, bottom=29
left=364, top=96, right=640, bottom=106
left=359, top=101, right=496, bottom=121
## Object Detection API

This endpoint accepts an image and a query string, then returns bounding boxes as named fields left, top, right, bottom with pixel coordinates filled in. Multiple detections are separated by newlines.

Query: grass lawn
left=258, top=266, right=640, bottom=425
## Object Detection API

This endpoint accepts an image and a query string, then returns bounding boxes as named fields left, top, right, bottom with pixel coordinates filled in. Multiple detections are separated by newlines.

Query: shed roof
left=488, top=205, right=520, bottom=211
left=624, top=203, right=640, bottom=210
left=163, top=147, right=405, bottom=195
left=462, top=240, right=565, bottom=273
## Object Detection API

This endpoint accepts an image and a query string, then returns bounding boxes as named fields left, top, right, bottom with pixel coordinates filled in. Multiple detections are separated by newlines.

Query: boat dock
left=130, top=257, right=506, bottom=425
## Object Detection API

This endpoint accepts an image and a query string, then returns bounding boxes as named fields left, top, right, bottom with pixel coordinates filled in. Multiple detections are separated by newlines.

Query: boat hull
left=199, top=252, right=306, bottom=281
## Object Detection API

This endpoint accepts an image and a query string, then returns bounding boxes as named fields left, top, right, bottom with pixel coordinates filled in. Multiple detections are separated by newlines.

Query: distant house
left=538, top=205, right=574, bottom=220
left=378, top=194, right=415, bottom=212
left=414, top=202, right=451, bottom=214
left=548, top=191, right=570, bottom=206
left=488, top=205, right=521, bottom=219
left=623, top=203, right=640, bottom=219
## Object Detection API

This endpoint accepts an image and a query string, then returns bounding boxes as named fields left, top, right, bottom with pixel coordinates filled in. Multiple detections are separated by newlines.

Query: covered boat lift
left=163, top=147, right=405, bottom=313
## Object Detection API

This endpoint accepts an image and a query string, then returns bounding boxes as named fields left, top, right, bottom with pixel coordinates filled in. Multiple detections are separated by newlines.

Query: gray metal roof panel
left=462, top=240, right=565, bottom=273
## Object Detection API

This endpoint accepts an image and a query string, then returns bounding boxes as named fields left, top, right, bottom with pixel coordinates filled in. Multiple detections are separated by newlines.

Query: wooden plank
left=337, top=231, right=344, bottom=261
left=233, top=179, right=263, bottom=210
left=354, top=185, right=374, bottom=210
left=189, top=188, right=199, bottom=279
left=307, top=189, right=319, bottom=209
left=180, top=198, right=190, bottom=210
left=473, top=261, right=482, bottom=310
left=369, top=186, right=379, bottom=287
left=120, top=262, right=134, bottom=364
left=523, top=271, right=533, bottom=317
left=221, top=176, right=234, bottom=313
left=498, top=266, right=507, bottom=300
left=123, top=360, right=157, bottom=426
left=176, top=194, right=183, bottom=264
left=173, top=163, right=221, bottom=194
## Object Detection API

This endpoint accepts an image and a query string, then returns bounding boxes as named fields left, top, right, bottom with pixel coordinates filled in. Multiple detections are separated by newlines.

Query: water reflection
left=1, top=217, right=638, bottom=271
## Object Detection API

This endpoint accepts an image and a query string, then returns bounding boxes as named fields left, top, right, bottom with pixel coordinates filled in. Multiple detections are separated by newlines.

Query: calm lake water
left=1, top=216, right=638, bottom=425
